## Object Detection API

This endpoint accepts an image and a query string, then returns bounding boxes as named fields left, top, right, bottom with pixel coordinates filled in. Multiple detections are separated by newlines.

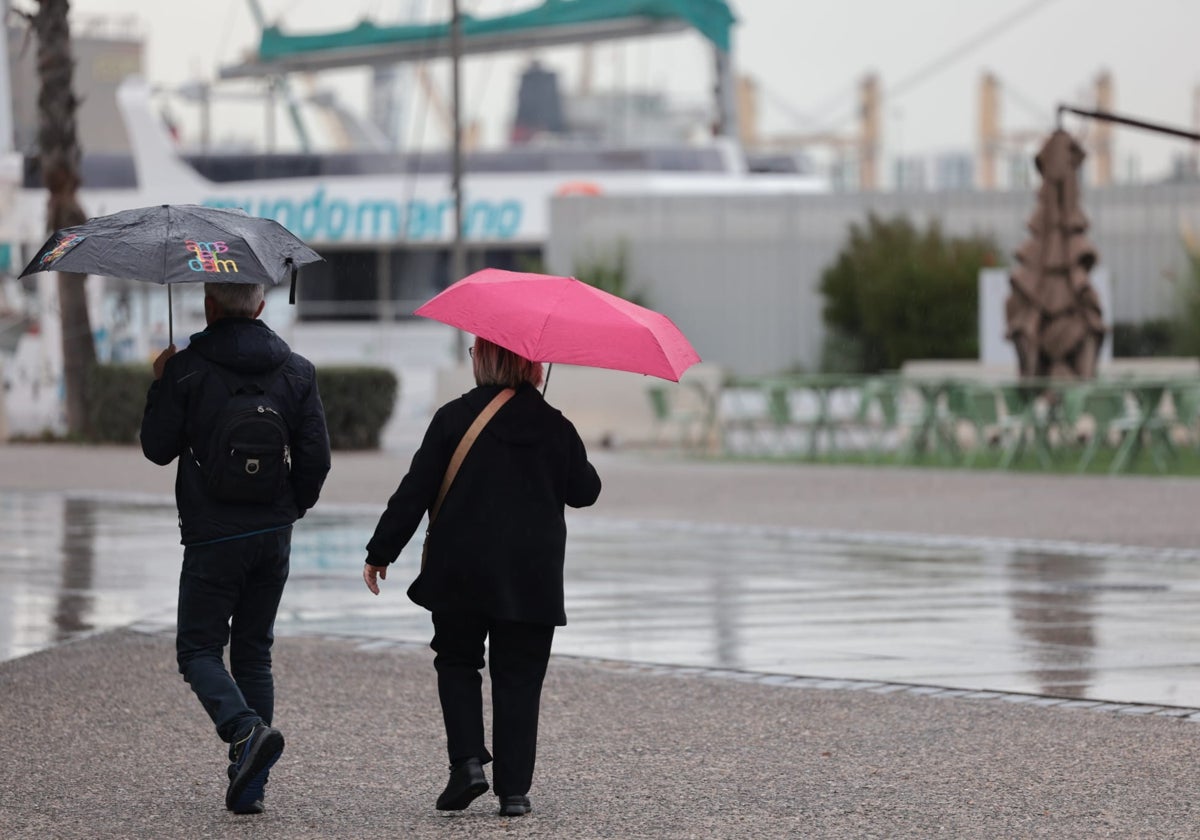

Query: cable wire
left=757, top=80, right=857, bottom=132
left=889, top=0, right=1066, bottom=101
left=806, top=0, right=1069, bottom=135
left=997, top=76, right=1051, bottom=125
left=465, top=0, right=520, bottom=145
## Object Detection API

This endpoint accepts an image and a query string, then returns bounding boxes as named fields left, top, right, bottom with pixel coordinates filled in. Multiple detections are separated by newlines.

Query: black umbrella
left=19, top=204, right=323, bottom=343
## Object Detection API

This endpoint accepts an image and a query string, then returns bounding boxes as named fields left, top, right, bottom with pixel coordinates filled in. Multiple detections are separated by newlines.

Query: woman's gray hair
left=205, top=282, right=265, bottom=318
left=472, top=337, right=543, bottom=388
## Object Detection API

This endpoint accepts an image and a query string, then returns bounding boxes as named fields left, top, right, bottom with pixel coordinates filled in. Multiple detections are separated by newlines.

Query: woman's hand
left=363, top=563, right=388, bottom=595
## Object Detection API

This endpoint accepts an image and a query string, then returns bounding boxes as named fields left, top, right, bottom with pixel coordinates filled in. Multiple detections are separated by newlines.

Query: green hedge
left=819, top=213, right=999, bottom=373
left=88, top=363, right=155, bottom=443
left=1111, top=320, right=1176, bottom=358
left=86, top=363, right=399, bottom=450
left=315, top=365, right=399, bottom=450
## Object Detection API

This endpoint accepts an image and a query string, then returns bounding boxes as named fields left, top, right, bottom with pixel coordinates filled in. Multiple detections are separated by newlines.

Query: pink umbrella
left=414, top=268, right=701, bottom=381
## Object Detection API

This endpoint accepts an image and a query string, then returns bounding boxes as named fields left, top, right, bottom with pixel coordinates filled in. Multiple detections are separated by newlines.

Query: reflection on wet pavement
left=4, top=491, right=1200, bottom=708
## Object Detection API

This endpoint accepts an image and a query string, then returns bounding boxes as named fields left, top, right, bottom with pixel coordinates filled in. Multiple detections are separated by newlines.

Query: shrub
left=573, top=242, right=650, bottom=306
left=1111, top=320, right=1177, bottom=357
left=818, top=329, right=868, bottom=374
left=87, top=363, right=153, bottom=443
left=818, top=213, right=1000, bottom=373
left=86, top=363, right=399, bottom=450
left=1171, top=251, right=1200, bottom=358
left=316, top=365, right=398, bottom=450
left=516, top=244, right=649, bottom=305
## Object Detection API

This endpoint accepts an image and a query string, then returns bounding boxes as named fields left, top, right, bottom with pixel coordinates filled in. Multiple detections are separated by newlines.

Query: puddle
left=3, top=491, right=1200, bottom=708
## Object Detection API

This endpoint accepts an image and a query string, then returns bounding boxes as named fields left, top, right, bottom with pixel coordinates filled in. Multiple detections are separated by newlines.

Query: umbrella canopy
left=20, top=203, right=322, bottom=288
left=19, top=204, right=323, bottom=344
left=1005, top=130, right=1105, bottom=379
left=414, top=268, right=700, bottom=381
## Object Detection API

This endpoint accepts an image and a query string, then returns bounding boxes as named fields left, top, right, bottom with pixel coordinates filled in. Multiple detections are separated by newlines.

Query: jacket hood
left=186, top=317, right=292, bottom=373
left=480, top=383, right=561, bottom=445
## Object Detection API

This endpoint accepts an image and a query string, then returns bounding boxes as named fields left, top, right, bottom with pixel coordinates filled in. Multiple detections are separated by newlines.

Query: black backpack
left=202, top=360, right=292, bottom=504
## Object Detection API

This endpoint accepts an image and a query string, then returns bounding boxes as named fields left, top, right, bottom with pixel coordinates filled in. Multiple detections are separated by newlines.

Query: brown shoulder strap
left=429, top=387, right=515, bottom=523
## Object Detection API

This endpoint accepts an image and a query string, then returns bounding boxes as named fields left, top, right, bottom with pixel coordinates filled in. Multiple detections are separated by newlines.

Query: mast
left=449, top=0, right=465, bottom=355
left=244, top=0, right=311, bottom=151
left=0, top=0, right=13, bottom=154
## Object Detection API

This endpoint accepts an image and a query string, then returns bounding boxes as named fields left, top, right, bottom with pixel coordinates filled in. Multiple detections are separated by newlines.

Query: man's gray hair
left=205, top=282, right=265, bottom=318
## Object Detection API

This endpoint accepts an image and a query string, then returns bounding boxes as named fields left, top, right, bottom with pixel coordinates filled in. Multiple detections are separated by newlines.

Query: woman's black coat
left=365, top=382, right=601, bottom=626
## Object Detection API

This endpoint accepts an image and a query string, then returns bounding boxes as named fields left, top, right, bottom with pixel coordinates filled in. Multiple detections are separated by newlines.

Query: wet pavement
left=7, top=446, right=1200, bottom=839
left=6, top=489, right=1200, bottom=710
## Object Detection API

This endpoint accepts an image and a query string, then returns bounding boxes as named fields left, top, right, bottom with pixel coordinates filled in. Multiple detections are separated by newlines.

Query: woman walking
left=363, top=337, right=601, bottom=816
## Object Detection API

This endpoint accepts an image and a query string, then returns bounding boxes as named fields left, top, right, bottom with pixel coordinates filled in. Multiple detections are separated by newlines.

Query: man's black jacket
left=141, top=317, right=331, bottom=546
left=366, top=382, right=601, bottom=626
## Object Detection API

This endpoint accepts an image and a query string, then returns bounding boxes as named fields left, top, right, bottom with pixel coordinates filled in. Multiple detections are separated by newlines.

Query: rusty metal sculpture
left=1005, top=129, right=1105, bottom=379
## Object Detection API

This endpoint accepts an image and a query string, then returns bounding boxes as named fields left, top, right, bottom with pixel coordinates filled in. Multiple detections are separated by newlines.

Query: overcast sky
left=64, top=0, right=1200, bottom=182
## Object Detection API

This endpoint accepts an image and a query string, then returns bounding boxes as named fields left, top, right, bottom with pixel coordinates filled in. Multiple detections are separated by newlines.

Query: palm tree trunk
left=30, top=0, right=93, bottom=437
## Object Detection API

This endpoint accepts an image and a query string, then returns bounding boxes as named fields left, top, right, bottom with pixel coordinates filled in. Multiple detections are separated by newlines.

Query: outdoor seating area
left=652, top=373, right=1200, bottom=474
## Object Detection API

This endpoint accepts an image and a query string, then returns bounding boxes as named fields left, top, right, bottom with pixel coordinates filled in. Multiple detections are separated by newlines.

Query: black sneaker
left=226, top=724, right=284, bottom=814
left=226, top=764, right=268, bottom=814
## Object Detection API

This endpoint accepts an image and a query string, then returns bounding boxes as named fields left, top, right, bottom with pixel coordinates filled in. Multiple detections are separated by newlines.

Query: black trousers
left=176, top=528, right=291, bottom=747
left=431, top=611, right=555, bottom=797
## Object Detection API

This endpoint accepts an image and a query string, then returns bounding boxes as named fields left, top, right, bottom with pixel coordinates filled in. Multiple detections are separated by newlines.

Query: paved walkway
left=3, top=443, right=1200, bottom=838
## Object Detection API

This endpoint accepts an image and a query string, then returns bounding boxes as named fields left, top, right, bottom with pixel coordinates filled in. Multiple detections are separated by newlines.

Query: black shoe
left=498, top=795, right=531, bottom=817
left=225, top=763, right=268, bottom=814
left=226, top=724, right=284, bottom=814
left=435, top=757, right=489, bottom=811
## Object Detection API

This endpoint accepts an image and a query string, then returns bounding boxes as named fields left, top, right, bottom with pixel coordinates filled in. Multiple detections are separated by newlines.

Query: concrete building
left=7, top=18, right=143, bottom=155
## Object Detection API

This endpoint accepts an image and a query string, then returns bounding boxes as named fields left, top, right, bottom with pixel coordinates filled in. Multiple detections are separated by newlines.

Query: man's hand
left=363, top=563, right=388, bottom=595
left=152, top=344, right=177, bottom=380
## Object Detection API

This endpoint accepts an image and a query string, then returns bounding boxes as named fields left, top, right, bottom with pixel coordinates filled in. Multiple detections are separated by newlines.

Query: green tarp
left=259, top=0, right=737, bottom=60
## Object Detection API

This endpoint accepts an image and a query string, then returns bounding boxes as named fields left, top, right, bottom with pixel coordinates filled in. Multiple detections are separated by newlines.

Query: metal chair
left=946, top=383, right=1015, bottom=467
left=646, top=384, right=705, bottom=450
left=1107, top=381, right=1174, bottom=474
left=998, top=383, right=1055, bottom=469
left=1075, top=385, right=1134, bottom=473
left=1167, top=380, right=1200, bottom=450
left=847, top=376, right=896, bottom=460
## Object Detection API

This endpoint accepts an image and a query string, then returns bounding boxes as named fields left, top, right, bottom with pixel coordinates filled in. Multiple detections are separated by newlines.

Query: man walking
left=141, top=282, right=330, bottom=814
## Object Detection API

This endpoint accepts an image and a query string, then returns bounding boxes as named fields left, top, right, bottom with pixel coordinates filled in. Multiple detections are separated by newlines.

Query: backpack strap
left=429, top=387, right=515, bottom=524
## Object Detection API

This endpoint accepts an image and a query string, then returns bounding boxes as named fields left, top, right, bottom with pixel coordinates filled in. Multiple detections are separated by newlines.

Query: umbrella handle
left=542, top=362, right=553, bottom=396
left=168, top=283, right=173, bottom=346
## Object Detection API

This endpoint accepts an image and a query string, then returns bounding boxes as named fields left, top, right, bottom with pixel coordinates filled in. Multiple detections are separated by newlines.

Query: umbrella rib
left=544, top=281, right=684, bottom=378
left=194, top=206, right=287, bottom=283
left=202, top=209, right=311, bottom=283
left=529, top=280, right=573, bottom=358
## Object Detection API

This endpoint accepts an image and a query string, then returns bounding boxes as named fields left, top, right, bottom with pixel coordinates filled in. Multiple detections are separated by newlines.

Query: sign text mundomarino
left=203, top=187, right=524, bottom=243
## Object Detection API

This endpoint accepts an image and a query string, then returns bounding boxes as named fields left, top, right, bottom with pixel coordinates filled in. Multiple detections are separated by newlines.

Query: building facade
left=545, top=184, right=1200, bottom=376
